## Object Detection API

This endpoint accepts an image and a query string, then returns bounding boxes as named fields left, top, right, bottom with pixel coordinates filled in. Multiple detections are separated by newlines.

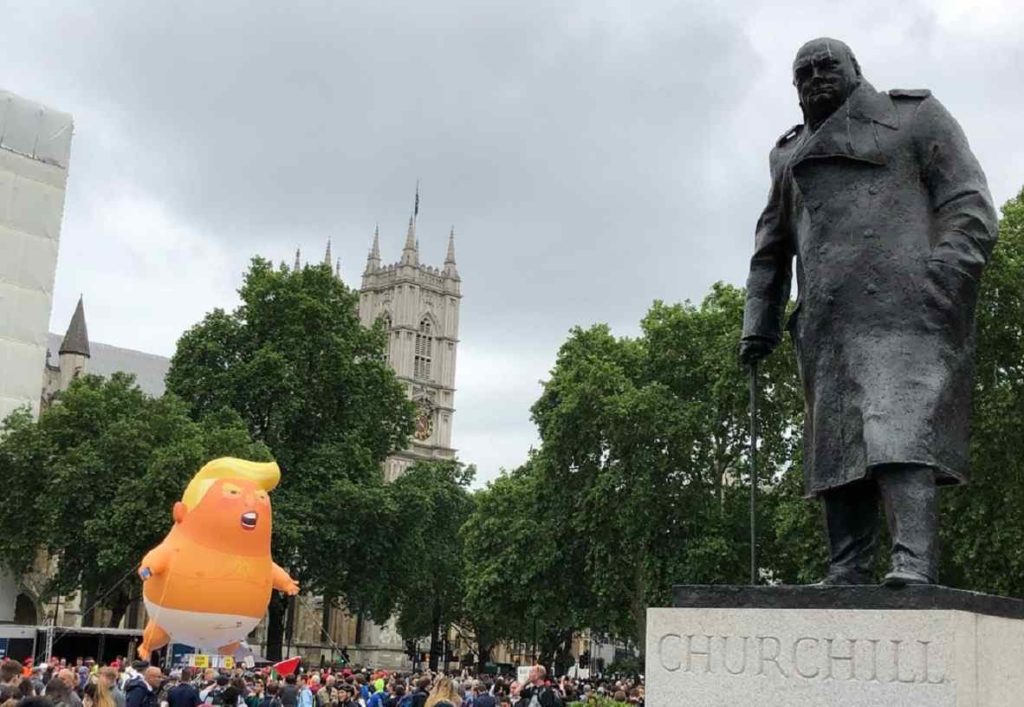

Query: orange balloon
left=137, top=458, right=299, bottom=659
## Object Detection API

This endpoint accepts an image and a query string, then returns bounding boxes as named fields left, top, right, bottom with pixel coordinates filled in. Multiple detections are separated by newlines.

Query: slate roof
left=58, top=297, right=90, bottom=357
left=47, top=333, right=170, bottom=397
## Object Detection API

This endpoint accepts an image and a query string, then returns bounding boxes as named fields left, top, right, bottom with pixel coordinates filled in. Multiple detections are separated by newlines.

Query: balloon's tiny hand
left=139, top=567, right=152, bottom=581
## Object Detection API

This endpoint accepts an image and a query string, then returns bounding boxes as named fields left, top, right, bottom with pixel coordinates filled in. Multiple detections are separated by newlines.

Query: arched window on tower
left=378, top=313, right=392, bottom=358
left=414, top=317, right=433, bottom=380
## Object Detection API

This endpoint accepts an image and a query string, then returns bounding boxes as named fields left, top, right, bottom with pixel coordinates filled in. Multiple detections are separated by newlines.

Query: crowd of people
left=0, top=658, right=643, bottom=707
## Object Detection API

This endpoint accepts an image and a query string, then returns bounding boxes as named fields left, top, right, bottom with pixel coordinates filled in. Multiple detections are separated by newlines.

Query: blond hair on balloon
left=181, top=457, right=280, bottom=510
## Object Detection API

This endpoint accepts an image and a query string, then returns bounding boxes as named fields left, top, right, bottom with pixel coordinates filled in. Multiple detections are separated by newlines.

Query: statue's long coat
left=742, top=82, right=998, bottom=496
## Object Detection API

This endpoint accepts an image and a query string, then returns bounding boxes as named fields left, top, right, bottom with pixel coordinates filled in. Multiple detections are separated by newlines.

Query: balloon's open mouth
left=241, top=511, right=258, bottom=530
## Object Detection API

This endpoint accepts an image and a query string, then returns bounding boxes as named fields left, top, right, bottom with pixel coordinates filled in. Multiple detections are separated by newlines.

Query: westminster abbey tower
left=356, top=211, right=461, bottom=481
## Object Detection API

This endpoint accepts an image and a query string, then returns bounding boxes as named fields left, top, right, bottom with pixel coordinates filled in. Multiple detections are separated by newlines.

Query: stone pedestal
left=646, top=585, right=1024, bottom=707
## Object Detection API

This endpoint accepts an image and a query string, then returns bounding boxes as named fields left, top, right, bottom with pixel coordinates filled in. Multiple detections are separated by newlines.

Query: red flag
left=273, top=657, right=301, bottom=677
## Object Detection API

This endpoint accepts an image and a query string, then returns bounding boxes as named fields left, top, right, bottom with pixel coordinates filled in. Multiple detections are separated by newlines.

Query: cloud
left=4, top=0, right=1022, bottom=484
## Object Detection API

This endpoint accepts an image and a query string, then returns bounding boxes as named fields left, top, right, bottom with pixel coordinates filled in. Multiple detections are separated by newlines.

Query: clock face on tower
left=414, top=406, right=434, bottom=441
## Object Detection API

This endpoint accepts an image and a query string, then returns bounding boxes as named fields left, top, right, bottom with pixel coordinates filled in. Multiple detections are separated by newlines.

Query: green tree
left=166, top=258, right=414, bottom=658
left=0, top=373, right=265, bottom=626
left=388, top=460, right=473, bottom=671
left=461, top=456, right=591, bottom=672
left=640, top=285, right=807, bottom=584
left=942, top=189, right=1024, bottom=594
left=526, top=284, right=804, bottom=653
left=457, top=188, right=1024, bottom=664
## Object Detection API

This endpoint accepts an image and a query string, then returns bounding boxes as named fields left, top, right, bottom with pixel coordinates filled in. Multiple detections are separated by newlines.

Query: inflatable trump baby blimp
left=137, top=457, right=299, bottom=659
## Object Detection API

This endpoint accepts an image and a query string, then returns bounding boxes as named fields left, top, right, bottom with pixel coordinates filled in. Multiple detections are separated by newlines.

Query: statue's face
left=793, top=39, right=860, bottom=126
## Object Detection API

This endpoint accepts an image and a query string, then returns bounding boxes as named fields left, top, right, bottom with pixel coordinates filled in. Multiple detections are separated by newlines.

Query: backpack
left=206, top=688, right=226, bottom=706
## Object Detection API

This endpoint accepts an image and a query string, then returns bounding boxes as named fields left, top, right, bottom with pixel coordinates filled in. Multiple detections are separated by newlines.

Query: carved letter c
left=793, top=637, right=820, bottom=679
left=658, top=633, right=682, bottom=672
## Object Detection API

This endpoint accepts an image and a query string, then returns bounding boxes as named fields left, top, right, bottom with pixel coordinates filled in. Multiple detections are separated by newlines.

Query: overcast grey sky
left=3, top=0, right=1022, bottom=484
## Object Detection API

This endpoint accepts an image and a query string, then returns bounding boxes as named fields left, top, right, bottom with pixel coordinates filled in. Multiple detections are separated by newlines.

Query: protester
left=424, top=677, right=460, bottom=707
left=229, top=677, right=249, bottom=704
left=0, top=688, right=18, bottom=707
left=78, top=665, right=91, bottom=692
left=314, top=676, right=335, bottom=707
left=18, top=676, right=36, bottom=701
left=259, top=682, right=283, bottom=707
left=353, top=675, right=371, bottom=705
left=468, top=682, right=494, bottom=707
left=57, top=668, right=85, bottom=707
left=366, top=681, right=387, bottom=707
left=83, top=678, right=116, bottom=707
left=296, top=676, right=313, bottom=707
left=125, top=667, right=164, bottom=707
left=100, top=666, right=128, bottom=707
left=220, top=685, right=242, bottom=707
left=167, top=668, right=202, bottom=707
left=514, top=667, right=561, bottom=707
left=29, top=664, right=47, bottom=695
left=204, top=675, right=230, bottom=706
left=0, top=660, right=22, bottom=689
left=15, top=649, right=644, bottom=707
left=336, top=684, right=358, bottom=707
left=277, top=675, right=298, bottom=707
left=408, top=677, right=430, bottom=707
left=47, top=676, right=76, bottom=707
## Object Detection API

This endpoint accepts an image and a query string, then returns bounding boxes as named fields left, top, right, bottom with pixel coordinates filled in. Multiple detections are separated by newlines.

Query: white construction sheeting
left=0, top=89, right=73, bottom=425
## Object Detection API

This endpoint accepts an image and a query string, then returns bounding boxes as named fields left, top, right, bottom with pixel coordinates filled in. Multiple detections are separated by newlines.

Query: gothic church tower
left=357, top=204, right=461, bottom=482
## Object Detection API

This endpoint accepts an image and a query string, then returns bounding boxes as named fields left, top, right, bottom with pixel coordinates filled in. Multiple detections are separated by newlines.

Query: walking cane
left=748, top=360, right=759, bottom=586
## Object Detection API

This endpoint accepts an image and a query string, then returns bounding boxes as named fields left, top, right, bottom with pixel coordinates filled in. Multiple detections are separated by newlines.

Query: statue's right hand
left=739, top=337, right=774, bottom=366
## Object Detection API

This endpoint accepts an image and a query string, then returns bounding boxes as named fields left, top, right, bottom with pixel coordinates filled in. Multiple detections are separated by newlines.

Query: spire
left=400, top=214, right=419, bottom=266
left=323, top=238, right=332, bottom=266
left=293, top=247, right=301, bottom=271
left=445, top=226, right=457, bottom=264
left=444, top=226, right=460, bottom=279
left=404, top=216, right=416, bottom=250
left=365, top=224, right=382, bottom=274
left=59, top=296, right=90, bottom=358
left=335, top=257, right=341, bottom=279
left=400, top=183, right=420, bottom=266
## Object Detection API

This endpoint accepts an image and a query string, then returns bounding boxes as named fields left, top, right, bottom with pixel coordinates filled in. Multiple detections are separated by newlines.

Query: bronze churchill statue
left=740, top=38, right=999, bottom=586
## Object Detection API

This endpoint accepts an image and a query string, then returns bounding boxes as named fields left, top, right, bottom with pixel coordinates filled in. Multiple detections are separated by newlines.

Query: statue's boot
left=878, top=464, right=938, bottom=586
left=820, top=479, right=878, bottom=585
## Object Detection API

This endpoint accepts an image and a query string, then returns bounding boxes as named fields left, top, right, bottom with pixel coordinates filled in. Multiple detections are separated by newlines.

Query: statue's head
left=792, top=37, right=862, bottom=128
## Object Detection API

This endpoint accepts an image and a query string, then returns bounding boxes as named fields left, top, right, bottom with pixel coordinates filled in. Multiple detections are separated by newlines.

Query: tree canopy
left=462, top=188, right=1024, bottom=657
left=0, top=373, right=266, bottom=626
left=389, top=460, right=474, bottom=671
left=4, top=189, right=1024, bottom=662
left=941, top=188, right=1024, bottom=594
left=166, top=258, right=414, bottom=657
left=470, top=284, right=803, bottom=656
